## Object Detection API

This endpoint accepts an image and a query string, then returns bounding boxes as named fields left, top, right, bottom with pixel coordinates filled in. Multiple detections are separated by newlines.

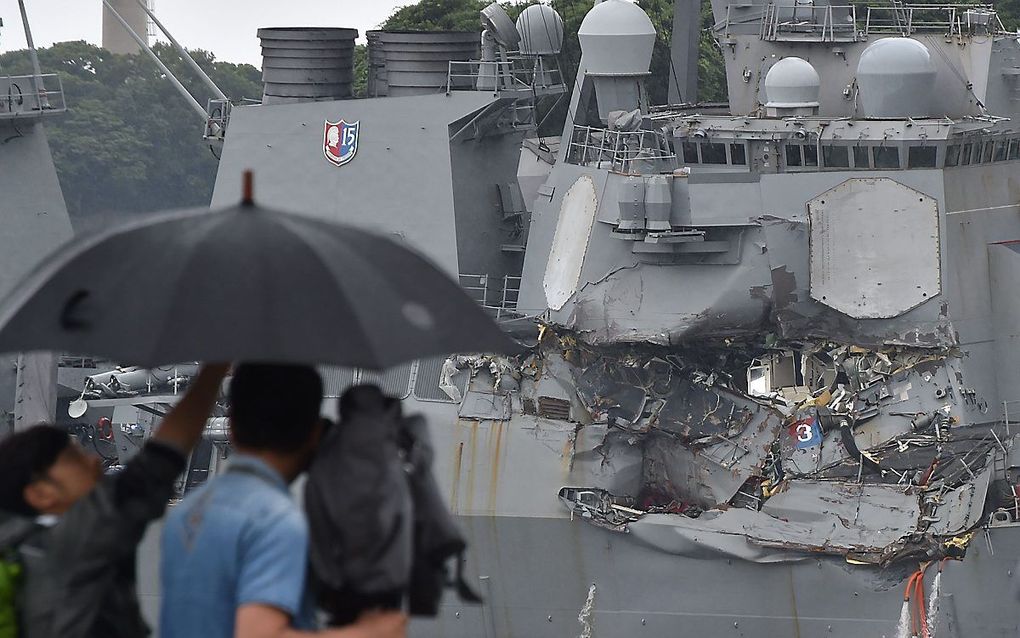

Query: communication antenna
left=481, top=3, right=521, bottom=49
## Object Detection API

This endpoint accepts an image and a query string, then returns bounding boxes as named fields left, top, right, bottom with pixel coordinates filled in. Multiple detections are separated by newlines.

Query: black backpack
left=305, top=396, right=480, bottom=623
left=399, top=414, right=481, bottom=615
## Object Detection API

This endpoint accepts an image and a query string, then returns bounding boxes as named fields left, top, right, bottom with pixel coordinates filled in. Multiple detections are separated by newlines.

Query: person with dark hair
left=0, top=363, right=229, bottom=638
left=160, top=365, right=406, bottom=638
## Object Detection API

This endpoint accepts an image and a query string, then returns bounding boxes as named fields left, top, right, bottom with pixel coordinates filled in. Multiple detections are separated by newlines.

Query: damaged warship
left=74, top=0, right=1020, bottom=635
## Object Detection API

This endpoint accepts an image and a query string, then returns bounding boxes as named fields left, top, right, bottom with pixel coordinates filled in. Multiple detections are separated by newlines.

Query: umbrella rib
left=144, top=213, right=234, bottom=365
left=269, top=216, right=392, bottom=367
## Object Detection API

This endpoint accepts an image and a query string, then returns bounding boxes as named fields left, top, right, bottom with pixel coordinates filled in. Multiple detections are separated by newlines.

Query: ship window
left=873, top=146, right=900, bottom=169
left=729, top=143, right=747, bottom=165
left=944, top=145, right=961, bottom=167
left=982, top=141, right=994, bottom=163
left=971, top=142, right=982, bottom=164
left=961, top=143, right=973, bottom=166
left=822, top=146, right=850, bottom=168
left=803, top=145, right=818, bottom=167
left=907, top=146, right=937, bottom=168
left=681, top=141, right=700, bottom=164
left=702, top=142, right=727, bottom=164
left=785, top=144, right=802, bottom=167
left=853, top=146, right=871, bottom=169
left=1009, top=139, right=1020, bottom=160
left=995, top=140, right=1009, bottom=162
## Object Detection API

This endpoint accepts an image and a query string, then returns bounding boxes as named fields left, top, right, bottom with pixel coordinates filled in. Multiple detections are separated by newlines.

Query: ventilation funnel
left=259, top=27, right=358, bottom=105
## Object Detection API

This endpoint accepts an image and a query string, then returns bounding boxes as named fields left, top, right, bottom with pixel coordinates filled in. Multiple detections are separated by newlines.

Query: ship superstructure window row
left=945, top=137, right=1020, bottom=168
left=679, top=141, right=748, bottom=165
left=674, top=135, right=1020, bottom=170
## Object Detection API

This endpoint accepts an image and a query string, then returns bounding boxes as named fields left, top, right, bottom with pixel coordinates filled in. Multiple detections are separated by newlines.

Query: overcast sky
left=0, top=1, right=409, bottom=67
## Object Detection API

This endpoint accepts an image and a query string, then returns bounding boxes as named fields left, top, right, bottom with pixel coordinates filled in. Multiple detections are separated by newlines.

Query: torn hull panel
left=628, top=480, right=921, bottom=564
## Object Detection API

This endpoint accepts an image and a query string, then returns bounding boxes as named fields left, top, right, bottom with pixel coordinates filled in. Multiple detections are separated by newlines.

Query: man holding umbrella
left=160, top=364, right=407, bottom=638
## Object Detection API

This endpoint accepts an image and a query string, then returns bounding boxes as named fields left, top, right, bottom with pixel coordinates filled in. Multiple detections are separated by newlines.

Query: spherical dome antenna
left=857, top=38, right=936, bottom=118
left=517, top=4, right=564, bottom=56
left=481, top=2, right=521, bottom=49
left=764, top=57, right=821, bottom=109
left=578, top=0, right=656, bottom=76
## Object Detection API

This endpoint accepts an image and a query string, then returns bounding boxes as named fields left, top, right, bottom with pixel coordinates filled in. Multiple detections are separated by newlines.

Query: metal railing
left=447, top=56, right=564, bottom=95
left=205, top=98, right=231, bottom=140
left=760, top=2, right=859, bottom=42
left=759, top=2, right=1002, bottom=41
left=459, top=273, right=522, bottom=320
left=0, top=74, right=66, bottom=118
left=566, top=125, right=677, bottom=173
left=1004, top=400, right=1020, bottom=437
left=864, top=4, right=1002, bottom=36
left=499, top=276, right=521, bottom=319
left=59, top=356, right=102, bottom=369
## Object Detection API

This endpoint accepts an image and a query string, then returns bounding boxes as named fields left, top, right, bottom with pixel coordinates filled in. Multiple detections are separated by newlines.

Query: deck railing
left=0, top=74, right=66, bottom=119
left=759, top=2, right=1002, bottom=41
left=566, top=125, right=677, bottom=173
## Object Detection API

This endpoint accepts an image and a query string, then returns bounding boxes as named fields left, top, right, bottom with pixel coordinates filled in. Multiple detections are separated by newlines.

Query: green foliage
left=0, top=41, right=261, bottom=218
left=354, top=44, right=369, bottom=97
left=384, top=0, right=490, bottom=30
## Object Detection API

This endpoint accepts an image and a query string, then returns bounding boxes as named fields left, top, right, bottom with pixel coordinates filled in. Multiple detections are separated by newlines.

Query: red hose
left=902, top=564, right=931, bottom=638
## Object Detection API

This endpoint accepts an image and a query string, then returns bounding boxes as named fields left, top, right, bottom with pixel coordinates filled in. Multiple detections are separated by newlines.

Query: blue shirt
left=160, top=455, right=316, bottom=638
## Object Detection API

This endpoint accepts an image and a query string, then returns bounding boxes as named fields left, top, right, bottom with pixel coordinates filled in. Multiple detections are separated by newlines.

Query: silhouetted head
left=338, top=384, right=387, bottom=422
left=229, top=364, right=323, bottom=454
left=0, top=424, right=102, bottom=516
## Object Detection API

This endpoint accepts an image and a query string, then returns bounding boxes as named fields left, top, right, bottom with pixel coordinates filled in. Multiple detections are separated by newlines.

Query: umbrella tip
left=242, top=170, right=254, bottom=206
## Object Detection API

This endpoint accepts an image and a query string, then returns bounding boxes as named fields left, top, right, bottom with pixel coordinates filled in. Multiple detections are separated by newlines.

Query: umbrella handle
left=242, top=170, right=254, bottom=206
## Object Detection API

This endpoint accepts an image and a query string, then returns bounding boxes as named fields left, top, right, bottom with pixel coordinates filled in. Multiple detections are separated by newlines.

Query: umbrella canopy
left=0, top=178, right=519, bottom=369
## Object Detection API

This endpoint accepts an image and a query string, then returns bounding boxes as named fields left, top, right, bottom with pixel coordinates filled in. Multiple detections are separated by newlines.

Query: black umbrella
left=0, top=173, right=519, bottom=369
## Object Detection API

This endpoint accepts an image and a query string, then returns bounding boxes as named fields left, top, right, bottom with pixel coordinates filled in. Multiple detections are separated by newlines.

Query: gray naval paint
left=0, top=117, right=73, bottom=423
left=117, top=1, right=1020, bottom=635
left=210, top=92, right=526, bottom=282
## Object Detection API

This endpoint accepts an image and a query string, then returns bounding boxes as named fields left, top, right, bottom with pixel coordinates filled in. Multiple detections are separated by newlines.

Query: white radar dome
left=857, top=38, right=936, bottom=118
left=517, top=4, right=564, bottom=55
left=764, top=57, right=820, bottom=108
left=578, top=0, right=656, bottom=76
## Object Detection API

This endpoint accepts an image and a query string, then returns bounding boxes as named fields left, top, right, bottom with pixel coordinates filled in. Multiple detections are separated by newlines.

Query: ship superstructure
left=72, top=1, right=1020, bottom=635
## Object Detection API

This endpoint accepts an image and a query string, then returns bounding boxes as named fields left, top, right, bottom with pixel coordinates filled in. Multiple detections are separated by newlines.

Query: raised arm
left=150, top=363, right=230, bottom=452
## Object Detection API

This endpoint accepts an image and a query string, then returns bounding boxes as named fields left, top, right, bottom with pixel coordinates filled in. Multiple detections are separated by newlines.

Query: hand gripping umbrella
left=0, top=173, right=519, bottom=369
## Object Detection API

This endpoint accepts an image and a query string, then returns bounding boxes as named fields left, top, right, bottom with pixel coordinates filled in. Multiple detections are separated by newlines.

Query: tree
left=384, top=0, right=490, bottom=30
left=0, top=41, right=262, bottom=219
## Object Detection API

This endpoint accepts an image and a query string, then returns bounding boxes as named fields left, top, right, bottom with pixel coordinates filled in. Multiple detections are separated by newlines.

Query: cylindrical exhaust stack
left=372, top=31, right=480, bottom=97
left=103, top=0, right=149, bottom=55
left=366, top=31, right=388, bottom=97
left=259, top=27, right=358, bottom=105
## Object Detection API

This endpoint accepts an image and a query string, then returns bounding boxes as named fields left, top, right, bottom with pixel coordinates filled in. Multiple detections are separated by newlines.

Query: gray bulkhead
left=210, top=92, right=523, bottom=281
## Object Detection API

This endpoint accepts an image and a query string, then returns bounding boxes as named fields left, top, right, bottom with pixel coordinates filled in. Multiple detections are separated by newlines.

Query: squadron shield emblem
left=323, top=119, right=360, bottom=167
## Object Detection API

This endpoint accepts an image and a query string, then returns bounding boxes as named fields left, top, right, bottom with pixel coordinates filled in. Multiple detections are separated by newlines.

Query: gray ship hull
left=136, top=508, right=1020, bottom=637
left=132, top=393, right=1020, bottom=637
